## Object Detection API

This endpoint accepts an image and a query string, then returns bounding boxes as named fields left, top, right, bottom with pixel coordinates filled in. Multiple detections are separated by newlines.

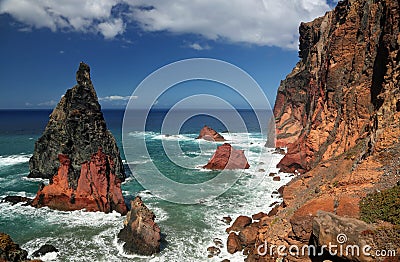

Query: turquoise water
left=0, top=110, right=292, bottom=261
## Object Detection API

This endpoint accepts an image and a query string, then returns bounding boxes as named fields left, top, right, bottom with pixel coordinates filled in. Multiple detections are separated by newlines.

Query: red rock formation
left=226, top=215, right=252, bottom=232
left=118, top=196, right=161, bottom=256
left=242, top=0, right=400, bottom=261
left=31, top=148, right=127, bottom=215
left=227, top=232, right=242, bottom=254
left=203, top=143, right=250, bottom=170
left=273, top=0, right=400, bottom=173
left=196, top=125, right=226, bottom=141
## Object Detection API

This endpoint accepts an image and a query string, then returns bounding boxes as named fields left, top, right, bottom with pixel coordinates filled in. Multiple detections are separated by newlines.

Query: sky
left=0, top=0, right=338, bottom=109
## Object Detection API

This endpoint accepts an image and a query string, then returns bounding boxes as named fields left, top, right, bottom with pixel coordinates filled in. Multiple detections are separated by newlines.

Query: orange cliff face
left=31, top=148, right=127, bottom=215
left=273, top=0, right=400, bottom=173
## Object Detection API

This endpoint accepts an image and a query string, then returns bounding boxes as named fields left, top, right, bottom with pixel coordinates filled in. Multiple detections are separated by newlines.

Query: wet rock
left=29, top=62, right=125, bottom=183
left=226, top=232, right=242, bottom=254
left=207, top=246, right=221, bottom=258
left=118, top=197, right=161, bottom=256
left=213, top=238, right=224, bottom=248
left=32, top=244, right=58, bottom=258
left=222, top=216, right=232, bottom=225
left=268, top=172, right=277, bottom=177
left=196, top=125, right=225, bottom=142
left=226, top=216, right=252, bottom=232
left=31, top=149, right=127, bottom=215
left=273, top=176, right=281, bottom=181
left=0, top=233, right=28, bottom=262
left=2, top=196, right=32, bottom=206
left=258, top=168, right=265, bottom=172
left=203, top=143, right=250, bottom=170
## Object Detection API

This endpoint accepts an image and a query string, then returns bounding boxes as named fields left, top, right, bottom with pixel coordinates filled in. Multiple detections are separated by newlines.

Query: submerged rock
left=31, top=148, right=127, bottom=215
left=118, top=197, right=161, bottom=256
left=0, top=232, right=28, bottom=262
left=203, top=143, right=250, bottom=170
left=196, top=125, right=226, bottom=142
left=2, top=196, right=32, bottom=206
left=31, top=244, right=58, bottom=258
left=29, top=62, right=125, bottom=182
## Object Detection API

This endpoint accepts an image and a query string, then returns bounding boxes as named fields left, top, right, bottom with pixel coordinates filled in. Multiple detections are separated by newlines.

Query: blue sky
left=0, top=0, right=337, bottom=109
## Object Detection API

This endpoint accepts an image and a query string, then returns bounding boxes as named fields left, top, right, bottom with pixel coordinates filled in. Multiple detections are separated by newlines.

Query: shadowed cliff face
left=29, top=62, right=125, bottom=182
left=274, top=0, right=400, bottom=173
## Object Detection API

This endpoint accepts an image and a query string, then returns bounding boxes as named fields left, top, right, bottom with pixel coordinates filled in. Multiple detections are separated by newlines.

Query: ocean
left=0, top=109, right=292, bottom=261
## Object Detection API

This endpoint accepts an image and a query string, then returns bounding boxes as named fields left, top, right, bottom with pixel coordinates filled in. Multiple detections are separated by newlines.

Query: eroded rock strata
left=203, top=143, right=250, bottom=170
left=29, top=62, right=125, bottom=181
left=118, top=197, right=161, bottom=256
left=242, top=0, right=400, bottom=261
left=31, top=148, right=127, bottom=215
left=274, top=0, right=400, bottom=174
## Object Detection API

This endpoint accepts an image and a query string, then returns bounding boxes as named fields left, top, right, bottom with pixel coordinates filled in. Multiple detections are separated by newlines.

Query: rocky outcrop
left=0, top=233, right=28, bottom=262
left=243, top=0, right=400, bottom=261
left=273, top=0, right=400, bottom=173
left=203, top=143, right=250, bottom=170
left=31, top=244, right=58, bottom=258
left=118, top=197, right=161, bottom=256
left=312, top=211, right=376, bottom=261
left=31, top=148, right=127, bottom=215
left=29, top=62, right=125, bottom=181
left=196, top=125, right=226, bottom=141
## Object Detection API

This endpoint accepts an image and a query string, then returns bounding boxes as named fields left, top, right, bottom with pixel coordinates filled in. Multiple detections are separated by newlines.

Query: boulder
left=238, top=225, right=258, bottom=245
left=196, top=125, right=225, bottom=141
left=206, top=246, right=221, bottom=258
left=31, top=148, right=127, bottom=215
left=0, top=233, right=28, bottom=262
left=227, top=232, right=242, bottom=254
left=226, top=215, right=252, bottom=232
left=31, top=244, right=58, bottom=258
left=312, top=211, right=376, bottom=261
left=28, top=62, right=125, bottom=182
left=203, top=143, right=250, bottom=170
left=118, top=197, right=161, bottom=256
left=222, top=216, right=232, bottom=225
left=2, top=196, right=31, bottom=206
left=252, top=212, right=268, bottom=221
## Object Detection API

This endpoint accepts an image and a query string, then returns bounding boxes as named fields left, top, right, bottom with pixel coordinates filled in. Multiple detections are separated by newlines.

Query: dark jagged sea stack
left=29, top=62, right=127, bottom=215
left=29, top=62, right=125, bottom=181
left=118, top=197, right=161, bottom=256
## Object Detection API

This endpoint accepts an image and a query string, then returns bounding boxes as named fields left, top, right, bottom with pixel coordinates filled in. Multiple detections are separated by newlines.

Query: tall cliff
left=29, top=62, right=125, bottom=182
left=274, top=0, right=399, bottom=173
left=238, top=0, right=399, bottom=261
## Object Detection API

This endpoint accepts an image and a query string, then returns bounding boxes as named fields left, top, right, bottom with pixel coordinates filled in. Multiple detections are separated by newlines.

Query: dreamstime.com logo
left=122, top=58, right=273, bottom=204
left=257, top=233, right=397, bottom=258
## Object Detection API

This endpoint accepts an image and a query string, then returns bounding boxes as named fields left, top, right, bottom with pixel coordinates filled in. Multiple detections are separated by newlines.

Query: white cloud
left=188, top=43, right=211, bottom=51
left=0, top=0, right=335, bottom=48
left=0, top=0, right=124, bottom=39
left=98, top=18, right=125, bottom=39
left=125, top=0, right=332, bottom=49
left=99, top=95, right=138, bottom=101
